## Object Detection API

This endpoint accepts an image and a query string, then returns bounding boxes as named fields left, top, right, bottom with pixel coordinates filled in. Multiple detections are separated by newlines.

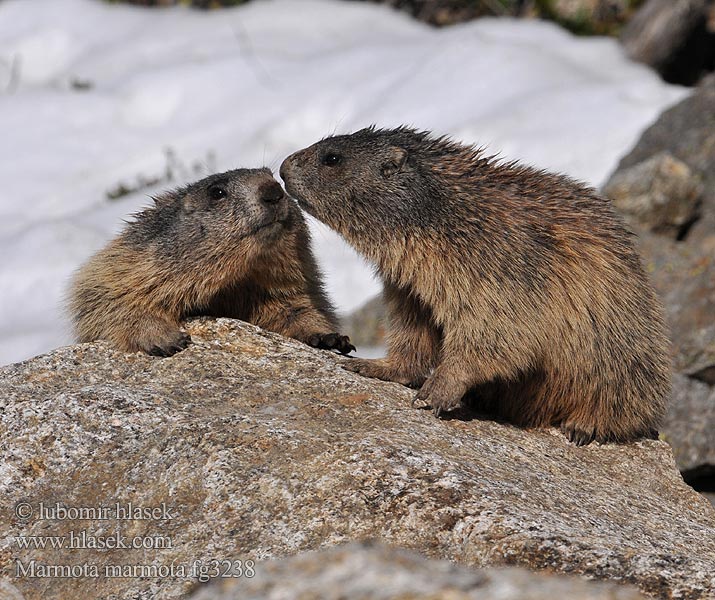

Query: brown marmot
left=69, top=168, right=354, bottom=357
left=280, top=127, right=671, bottom=445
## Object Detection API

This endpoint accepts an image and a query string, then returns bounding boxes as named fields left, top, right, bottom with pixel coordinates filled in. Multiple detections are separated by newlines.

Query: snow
left=0, top=0, right=688, bottom=366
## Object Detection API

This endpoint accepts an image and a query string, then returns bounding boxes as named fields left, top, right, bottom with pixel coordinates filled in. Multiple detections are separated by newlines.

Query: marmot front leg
left=414, top=359, right=473, bottom=416
left=342, top=283, right=440, bottom=388
left=255, top=295, right=354, bottom=355
left=415, top=327, right=514, bottom=417
left=115, top=315, right=191, bottom=357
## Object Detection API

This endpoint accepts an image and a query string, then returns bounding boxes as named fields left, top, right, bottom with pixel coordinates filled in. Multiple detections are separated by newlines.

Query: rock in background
left=353, top=0, right=642, bottom=33
left=609, top=74, right=715, bottom=246
left=342, top=295, right=386, bottom=349
left=1, top=319, right=714, bottom=600
left=526, top=0, right=644, bottom=35
left=621, top=0, right=715, bottom=85
left=668, top=374, right=715, bottom=499
left=603, top=152, right=703, bottom=238
left=188, top=542, right=647, bottom=600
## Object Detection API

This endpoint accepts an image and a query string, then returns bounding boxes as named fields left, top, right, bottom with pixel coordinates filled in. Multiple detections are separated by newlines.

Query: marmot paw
left=306, top=332, right=355, bottom=355
left=560, top=421, right=596, bottom=446
left=345, top=359, right=426, bottom=388
left=415, top=375, right=464, bottom=417
left=143, top=331, right=192, bottom=357
left=343, top=357, right=382, bottom=377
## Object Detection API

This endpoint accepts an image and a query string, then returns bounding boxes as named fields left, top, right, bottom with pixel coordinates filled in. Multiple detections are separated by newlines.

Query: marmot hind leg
left=343, top=358, right=426, bottom=388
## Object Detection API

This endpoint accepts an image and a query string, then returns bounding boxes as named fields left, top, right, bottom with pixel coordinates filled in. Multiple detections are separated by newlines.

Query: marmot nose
left=260, top=181, right=285, bottom=205
left=279, top=155, right=297, bottom=183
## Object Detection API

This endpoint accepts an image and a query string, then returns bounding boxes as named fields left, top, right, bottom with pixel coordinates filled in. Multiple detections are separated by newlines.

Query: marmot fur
left=280, top=127, right=670, bottom=445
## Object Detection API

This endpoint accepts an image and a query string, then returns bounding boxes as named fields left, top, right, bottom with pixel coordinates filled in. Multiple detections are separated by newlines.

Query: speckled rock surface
left=1, top=318, right=714, bottom=600
left=188, top=542, right=646, bottom=600
left=0, top=580, right=25, bottom=600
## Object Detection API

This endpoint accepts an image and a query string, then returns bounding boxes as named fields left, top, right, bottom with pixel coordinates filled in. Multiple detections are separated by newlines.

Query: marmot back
left=280, top=127, right=671, bottom=445
left=69, top=168, right=353, bottom=356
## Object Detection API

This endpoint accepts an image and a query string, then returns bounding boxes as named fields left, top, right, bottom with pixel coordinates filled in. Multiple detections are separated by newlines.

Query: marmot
left=280, top=127, right=671, bottom=445
left=69, top=168, right=354, bottom=356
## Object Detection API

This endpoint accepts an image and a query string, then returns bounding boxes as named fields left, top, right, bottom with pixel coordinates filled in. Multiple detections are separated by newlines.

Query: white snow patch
left=0, top=0, right=688, bottom=365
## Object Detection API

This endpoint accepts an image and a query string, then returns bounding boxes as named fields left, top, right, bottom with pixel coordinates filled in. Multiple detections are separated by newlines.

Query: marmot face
left=69, top=167, right=354, bottom=357
left=137, top=168, right=295, bottom=253
left=280, top=130, right=415, bottom=250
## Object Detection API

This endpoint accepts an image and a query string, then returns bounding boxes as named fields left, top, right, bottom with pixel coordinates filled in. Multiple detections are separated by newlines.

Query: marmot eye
left=321, top=153, right=343, bottom=167
left=208, top=185, right=227, bottom=200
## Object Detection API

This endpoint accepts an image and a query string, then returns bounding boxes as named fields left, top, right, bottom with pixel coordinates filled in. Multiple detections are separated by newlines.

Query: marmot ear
left=151, top=192, right=172, bottom=208
left=381, top=147, right=408, bottom=178
left=152, top=189, right=182, bottom=210
left=181, top=194, right=198, bottom=214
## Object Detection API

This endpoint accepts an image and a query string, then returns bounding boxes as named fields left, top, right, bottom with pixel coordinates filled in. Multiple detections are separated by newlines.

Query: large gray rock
left=0, top=318, right=714, bottom=600
left=188, top=542, right=646, bottom=600
left=634, top=230, right=715, bottom=383
left=665, top=374, right=715, bottom=474
left=636, top=232, right=715, bottom=492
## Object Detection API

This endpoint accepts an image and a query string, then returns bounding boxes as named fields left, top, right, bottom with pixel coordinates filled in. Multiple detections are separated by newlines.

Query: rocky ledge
left=1, top=318, right=714, bottom=600
left=188, top=542, right=648, bottom=600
